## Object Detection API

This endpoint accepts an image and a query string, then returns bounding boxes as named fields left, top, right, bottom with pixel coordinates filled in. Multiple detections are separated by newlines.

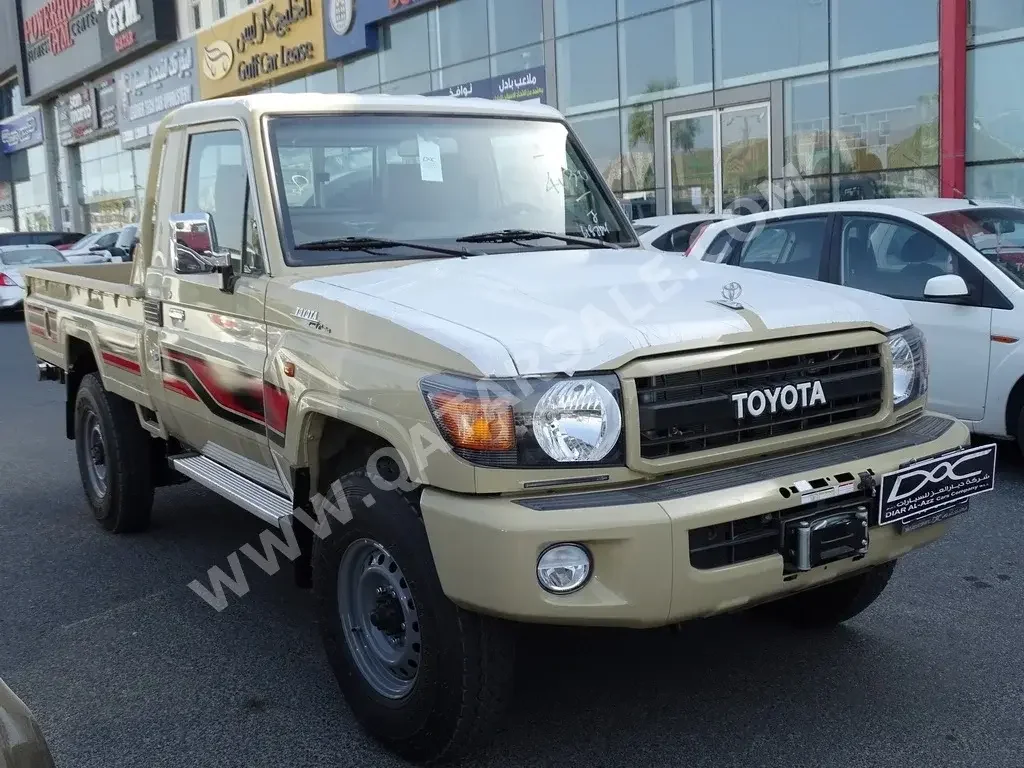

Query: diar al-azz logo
left=202, top=41, right=235, bottom=81
left=329, top=0, right=356, bottom=35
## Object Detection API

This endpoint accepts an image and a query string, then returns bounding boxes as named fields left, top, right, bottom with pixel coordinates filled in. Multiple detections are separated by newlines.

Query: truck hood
left=294, top=249, right=910, bottom=376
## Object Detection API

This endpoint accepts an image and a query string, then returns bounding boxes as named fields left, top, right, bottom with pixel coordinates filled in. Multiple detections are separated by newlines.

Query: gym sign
left=197, top=0, right=328, bottom=100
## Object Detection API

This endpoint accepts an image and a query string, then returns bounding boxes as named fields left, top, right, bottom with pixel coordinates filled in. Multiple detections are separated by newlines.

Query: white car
left=0, top=245, right=68, bottom=313
left=633, top=213, right=729, bottom=253
left=688, top=197, right=1024, bottom=450
left=61, top=229, right=123, bottom=264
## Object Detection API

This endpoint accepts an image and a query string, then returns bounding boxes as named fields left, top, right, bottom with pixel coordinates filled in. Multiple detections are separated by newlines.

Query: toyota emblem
left=722, top=282, right=742, bottom=302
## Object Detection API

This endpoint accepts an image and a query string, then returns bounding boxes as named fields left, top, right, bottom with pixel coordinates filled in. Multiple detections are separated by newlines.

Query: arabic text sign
left=114, top=39, right=197, bottom=150
left=878, top=444, right=997, bottom=526
left=0, top=109, right=45, bottom=154
left=425, top=66, right=547, bottom=104
left=197, top=0, right=328, bottom=99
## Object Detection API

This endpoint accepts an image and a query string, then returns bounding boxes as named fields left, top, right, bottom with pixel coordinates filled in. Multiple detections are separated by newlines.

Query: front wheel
left=759, top=560, right=898, bottom=628
left=313, top=469, right=516, bottom=764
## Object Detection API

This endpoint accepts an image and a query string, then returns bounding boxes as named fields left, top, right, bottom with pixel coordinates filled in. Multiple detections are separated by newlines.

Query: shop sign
left=425, top=67, right=547, bottom=105
left=324, top=0, right=441, bottom=61
left=0, top=183, right=13, bottom=217
left=0, top=109, right=46, bottom=154
left=197, top=0, right=328, bottom=100
left=57, top=77, right=119, bottom=145
left=17, top=0, right=177, bottom=103
left=115, top=40, right=196, bottom=150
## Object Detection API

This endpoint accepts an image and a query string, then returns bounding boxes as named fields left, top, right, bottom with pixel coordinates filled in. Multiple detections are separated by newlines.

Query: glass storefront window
left=491, top=45, right=544, bottom=77
left=433, top=59, right=490, bottom=90
left=968, top=42, right=1024, bottom=164
left=78, top=134, right=140, bottom=230
left=342, top=54, right=380, bottom=92
left=381, top=73, right=433, bottom=96
left=831, top=167, right=939, bottom=201
left=621, top=105, right=655, bottom=192
left=714, top=0, right=827, bottom=88
left=568, top=109, right=623, bottom=192
left=380, top=12, right=431, bottom=82
left=305, top=68, right=341, bottom=94
left=784, top=75, right=831, bottom=178
left=831, top=56, right=938, bottom=175
left=617, top=0, right=676, bottom=20
left=618, top=1, right=712, bottom=105
left=783, top=175, right=832, bottom=208
left=555, top=0, right=615, bottom=36
left=830, top=0, right=938, bottom=69
left=431, top=0, right=489, bottom=68
left=972, top=0, right=1024, bottom=45
left=488, top=0, right=543, bottom=54
left=557, top=26, right=619, bottom=114
left=967, top=162, right=1024, bottom=204
left=14, top=145, right=53, bottom=230
left=271, top=78, right=306, bottom=94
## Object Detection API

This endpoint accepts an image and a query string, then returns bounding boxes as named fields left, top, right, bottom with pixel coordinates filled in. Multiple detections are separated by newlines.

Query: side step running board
left=172, top=455, right=293, bottom=527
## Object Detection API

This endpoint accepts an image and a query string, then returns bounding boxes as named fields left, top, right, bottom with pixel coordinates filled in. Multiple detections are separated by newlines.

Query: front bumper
left=420, top=413, right=971, bottom=628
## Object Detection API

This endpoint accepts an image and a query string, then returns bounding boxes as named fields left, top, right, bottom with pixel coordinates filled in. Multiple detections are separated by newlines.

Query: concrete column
left=40, top=104, right=66, bottom=231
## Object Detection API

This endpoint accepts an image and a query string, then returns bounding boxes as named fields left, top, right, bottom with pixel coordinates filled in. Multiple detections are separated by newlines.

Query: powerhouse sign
left=115, top=40, right=196, bottom=150
left=197, top=0, right=327, bottom=99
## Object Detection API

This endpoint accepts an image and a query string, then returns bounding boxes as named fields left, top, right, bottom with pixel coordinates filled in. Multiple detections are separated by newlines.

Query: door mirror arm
left=169, top=211, right=239, bottom=293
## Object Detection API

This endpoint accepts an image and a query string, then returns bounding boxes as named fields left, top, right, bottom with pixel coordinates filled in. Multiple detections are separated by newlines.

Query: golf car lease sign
left=878, top=444, right=996, bottom=527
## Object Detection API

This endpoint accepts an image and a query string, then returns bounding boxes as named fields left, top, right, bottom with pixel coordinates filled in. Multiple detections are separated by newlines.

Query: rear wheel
left=74, top=373, right=154, bottom=533
left=760, top=560, right=897, bottom=628
left=313, top=468, right=515, bottom=764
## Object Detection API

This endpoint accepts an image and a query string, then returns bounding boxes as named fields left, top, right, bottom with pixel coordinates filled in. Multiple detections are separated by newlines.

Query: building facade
left=0, top=0, right=1019, bottom=234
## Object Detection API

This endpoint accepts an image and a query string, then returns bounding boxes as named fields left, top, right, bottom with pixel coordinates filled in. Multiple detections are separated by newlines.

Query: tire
left=73, top=372, right=154, bottom=533
left=313, top=469, right=516, bottom=764
left=760, top=560, right=897, bottom=629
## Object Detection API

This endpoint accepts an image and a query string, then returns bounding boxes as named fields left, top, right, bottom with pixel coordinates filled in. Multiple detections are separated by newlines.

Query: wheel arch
left=1004, top=373, right=1024, bottom=438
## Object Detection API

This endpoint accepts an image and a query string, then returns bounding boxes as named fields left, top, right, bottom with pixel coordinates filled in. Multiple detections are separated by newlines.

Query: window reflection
left=972, top=0, right=1024, bottom=44
left=382, top=73, right=433, bottom=96
left=784, top=75, right=831, bottom=178
left=491, top=45, right=544, bottom=77
left=557, top=26, right=619, bottom=113
left=343, top=54, right=380, bottom=92
left=618, top=1, right=712, bottom=104
left=617, top=0, right=676, bottom=20
left=488, top=0, right=543, bottom=54
left=967, top=163, right=1024, bottom=205
left=433, top=59, right=490, bottom=90
left=621, top=105, right=655, bottom=192
left=431, top=0, right=488, bottom=68
left=831, top=57, right=938, bottom=175
left=832, top=167, right=938, bottom=201
left=830, top=0, right=938, bottom=68
left=555, top=0, right=615, bottom=36
left=968, top=42, right=1024, bottom=164
left=381, top=12, right=431, bottom=82
left=714, top=0, right=827, bottom=88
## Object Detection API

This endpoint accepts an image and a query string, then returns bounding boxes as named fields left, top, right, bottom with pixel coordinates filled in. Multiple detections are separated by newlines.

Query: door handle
left=167, top=308, right=185, bottom=323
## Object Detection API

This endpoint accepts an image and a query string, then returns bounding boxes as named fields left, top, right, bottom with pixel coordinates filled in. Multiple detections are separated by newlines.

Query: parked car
left=111, top=223, right=139, bottom=262
left=0, top=245, right=68, bottom=313
left=0, top=677, right=56, bottom=768
left=0, top=231, right=84, bottom=251
left=61, top=229, right=124, bottom=264
left=688, top=197, right=1024, bottom=450
left=633, top=213, right=729, bottom=253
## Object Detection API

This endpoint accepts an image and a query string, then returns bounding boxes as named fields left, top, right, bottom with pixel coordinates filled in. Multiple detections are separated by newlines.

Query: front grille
left=636, top=345, right=884, bottom=460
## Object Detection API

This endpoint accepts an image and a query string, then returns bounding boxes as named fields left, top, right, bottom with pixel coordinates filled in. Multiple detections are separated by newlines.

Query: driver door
left=156, top=124, right=280, bottom=487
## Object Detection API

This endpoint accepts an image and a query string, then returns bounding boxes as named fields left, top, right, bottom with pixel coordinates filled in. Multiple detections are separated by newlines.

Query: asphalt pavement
left=1, top=314, right=1022, bottom=768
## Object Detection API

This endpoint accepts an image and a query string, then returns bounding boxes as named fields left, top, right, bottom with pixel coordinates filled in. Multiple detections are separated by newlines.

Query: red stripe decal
left=102, top=351, right=141, bottom=375
left=163, top=374, right=199, bottom=401
left=29, top=325, right=47, bottom=338
left=263, top=381, right=289, bottom=435
left=165, top=349, right=265, bottom=424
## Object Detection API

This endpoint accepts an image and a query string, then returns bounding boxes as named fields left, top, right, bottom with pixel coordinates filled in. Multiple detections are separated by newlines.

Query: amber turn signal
left=427, top=392, right=515, bottom=451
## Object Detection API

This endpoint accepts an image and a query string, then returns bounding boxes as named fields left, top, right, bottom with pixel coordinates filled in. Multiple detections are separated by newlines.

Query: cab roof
left=165, top=92, right=563, bottom=129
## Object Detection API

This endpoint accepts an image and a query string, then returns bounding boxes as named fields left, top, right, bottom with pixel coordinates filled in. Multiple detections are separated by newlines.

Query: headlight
left=887, top=325, right=928, bottom=408
left=421, top=373, right=624, bottom=467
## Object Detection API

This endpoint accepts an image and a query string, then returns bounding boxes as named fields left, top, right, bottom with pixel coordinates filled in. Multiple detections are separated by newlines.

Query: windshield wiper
left=456, top=229, right=621, bottom=249
left=294, top=236, right=476, bottom=258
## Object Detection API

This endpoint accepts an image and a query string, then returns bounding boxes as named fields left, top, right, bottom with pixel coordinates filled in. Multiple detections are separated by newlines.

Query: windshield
left=267, top=114, right=637, bottom=264
left=69, top=232, right=102, bottom=251
left=929, top=207, right=1024, bottom=289
left=0, top=247, right=67, bottom=266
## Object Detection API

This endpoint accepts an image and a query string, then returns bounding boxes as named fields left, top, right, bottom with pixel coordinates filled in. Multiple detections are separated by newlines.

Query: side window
left=730, top=217, right=828, bottom=280
left=840, top=216, right=975, bottom=302
left=652, top=224, right=700, bottom=253
left=183, top=130, right=263, bottom=274
left=96, top=233, right=118, bottom=249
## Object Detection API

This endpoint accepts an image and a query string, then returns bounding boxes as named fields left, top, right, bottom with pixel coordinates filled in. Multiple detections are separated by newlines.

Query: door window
left=840, top=216, right=976, bottom=301
left=183, top=130, right=263, bottom=274
left=718, top=216, right=828, bottom=279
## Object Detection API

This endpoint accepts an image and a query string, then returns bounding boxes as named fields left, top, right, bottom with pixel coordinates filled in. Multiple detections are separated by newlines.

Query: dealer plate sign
left=878, top=444, right=997, bottom=527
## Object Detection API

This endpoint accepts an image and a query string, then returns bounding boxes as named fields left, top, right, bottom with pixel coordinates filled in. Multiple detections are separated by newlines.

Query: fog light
left=536, top=544, right=592, bottom=594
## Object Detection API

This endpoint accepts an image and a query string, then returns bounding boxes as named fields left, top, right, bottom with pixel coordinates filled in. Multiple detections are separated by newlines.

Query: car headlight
left=421, top=373, right=624, bottom=467
left=887, top=325, right=928, bottom=409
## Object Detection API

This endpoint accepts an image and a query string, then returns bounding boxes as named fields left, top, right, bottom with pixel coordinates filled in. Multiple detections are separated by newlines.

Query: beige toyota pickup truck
left=22, top=94, right=994, bottom=763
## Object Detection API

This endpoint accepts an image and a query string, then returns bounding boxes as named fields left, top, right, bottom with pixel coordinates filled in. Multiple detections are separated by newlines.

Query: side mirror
left=169, top=212, right=237, bottom=292
left=924, top=274, right=970, bottom=299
